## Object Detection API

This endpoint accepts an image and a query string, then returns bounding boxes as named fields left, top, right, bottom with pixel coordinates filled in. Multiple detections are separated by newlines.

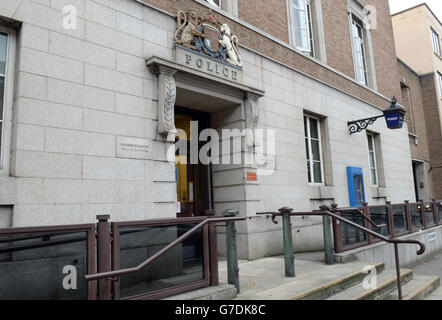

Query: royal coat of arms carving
left=174, top=10, right=243, bottom=68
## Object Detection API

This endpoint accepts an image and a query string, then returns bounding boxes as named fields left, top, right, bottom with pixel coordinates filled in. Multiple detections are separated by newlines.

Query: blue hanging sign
left=384, top=112, right=405, bottom=130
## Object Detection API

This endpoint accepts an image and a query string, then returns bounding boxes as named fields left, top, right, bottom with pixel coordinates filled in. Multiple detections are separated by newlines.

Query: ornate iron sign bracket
left=347, top=115, right=384, bottom=135
left=347, top=97, right=406, bottom=135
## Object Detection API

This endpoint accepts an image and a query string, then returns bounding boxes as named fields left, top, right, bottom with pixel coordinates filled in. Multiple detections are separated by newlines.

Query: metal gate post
left=320, top=205, right=334, bottom=265
left=223, top=210, right=240, bottom=293
left=394, top=243, right=403, bottom=300
left=280, top=207, right=295, bottom=277
left=96, top=215, right=112, bottom=300
left=208, top=221, right=219, bottom=286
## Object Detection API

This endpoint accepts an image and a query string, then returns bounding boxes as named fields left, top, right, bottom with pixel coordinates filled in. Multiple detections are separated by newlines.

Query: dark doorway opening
left=175, top=106, right=213, bottom=218
left=174, top=107, right=213, bottom=261
left=412, top=161, right=419, bottom=202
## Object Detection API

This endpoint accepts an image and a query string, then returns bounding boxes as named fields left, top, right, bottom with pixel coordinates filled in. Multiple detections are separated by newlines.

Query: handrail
left=84, top=216, right=245, bottom=282
left=257, top=208, right=387, bottom=232
left=295, top=210, right=425, bottom=255
left=256, top=208, right=426, bottom=300
left=257, top=210, right=424, bottom=255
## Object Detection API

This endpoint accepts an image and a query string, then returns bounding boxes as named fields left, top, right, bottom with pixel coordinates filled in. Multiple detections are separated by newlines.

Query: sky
left=389, top=0, right=442, bottom=21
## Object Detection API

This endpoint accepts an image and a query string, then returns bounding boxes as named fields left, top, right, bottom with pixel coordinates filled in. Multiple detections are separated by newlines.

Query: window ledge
left=193, top=0, right=238, bottom=18
left=308, top=185, right=334, bottom=201
left=370, top=186, right=387, bottom=199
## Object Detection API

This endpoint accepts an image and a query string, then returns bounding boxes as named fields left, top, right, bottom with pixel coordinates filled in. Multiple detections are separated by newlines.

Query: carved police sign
left=174, top=10, right=243, bottom=82
left=175, top=46, right=243, bottom=82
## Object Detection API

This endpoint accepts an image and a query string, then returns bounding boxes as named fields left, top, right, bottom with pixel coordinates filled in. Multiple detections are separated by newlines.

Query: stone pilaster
left=245, top=92, right=261, bottom=147
left=155, top=65, right=178, bottom=142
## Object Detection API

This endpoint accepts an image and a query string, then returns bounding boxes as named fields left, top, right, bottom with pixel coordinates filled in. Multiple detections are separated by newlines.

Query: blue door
left=347, top=167, right=366, bottom=207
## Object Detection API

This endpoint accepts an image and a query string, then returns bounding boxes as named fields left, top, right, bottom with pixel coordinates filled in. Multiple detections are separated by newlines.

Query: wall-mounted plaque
left=116, top=137, right=153, bottom=160
left=176, top=46, right=243, bottom=83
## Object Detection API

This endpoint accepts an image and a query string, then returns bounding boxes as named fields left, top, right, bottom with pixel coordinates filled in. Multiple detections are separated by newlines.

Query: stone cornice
left=146, top=56, right=265, bottom=97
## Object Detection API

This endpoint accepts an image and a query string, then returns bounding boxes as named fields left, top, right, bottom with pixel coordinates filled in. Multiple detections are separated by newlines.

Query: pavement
left=407, top=249, right=442, bottom=300
left=169, top=250, right=442, bottom=300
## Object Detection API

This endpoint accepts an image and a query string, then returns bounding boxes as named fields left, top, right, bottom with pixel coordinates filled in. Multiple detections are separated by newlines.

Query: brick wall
left=321, top=0, right=354, bottom=79
left=321, top=0, right=402, bottom=101
left=141, top=0, right=401, bottom=110
left=364, top=0, right=402, bottom=101
left=397, top=60, right=431, bottom=162
left=421, top=73, right=442, bottom=199
left=397, top=60, right=442, bottom=199
left=238, top=0, right=289, bottom=43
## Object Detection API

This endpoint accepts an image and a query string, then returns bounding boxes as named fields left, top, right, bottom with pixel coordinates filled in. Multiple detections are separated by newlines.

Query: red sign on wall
left=246, top=172, right=257, bottom=181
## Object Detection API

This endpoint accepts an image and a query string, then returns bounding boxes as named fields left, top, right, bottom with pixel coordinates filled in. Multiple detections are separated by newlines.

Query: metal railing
left=333, top=200, right=441, bottom=252
left=85, top=213, right=245, bottom=300
left=0, top=224, right=97, bottom=300
left=257, top=205, right=427, bottom=300
left=0, top=211, right=245, bottom=300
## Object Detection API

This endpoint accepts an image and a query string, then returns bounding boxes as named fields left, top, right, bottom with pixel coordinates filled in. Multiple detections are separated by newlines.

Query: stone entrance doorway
left=147, top=56, right=264, bottom=260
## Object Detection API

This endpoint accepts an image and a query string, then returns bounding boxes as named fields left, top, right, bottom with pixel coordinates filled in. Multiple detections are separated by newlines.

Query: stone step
left=384, top=274, right=440, bottom=300
left=288, top=262, right=385, bottom=300
left=221, top=256, right=387, bottom=300
left=327, top=268, right=413, bottom=300
left=163, top=284, right=237, bottom=300
left=425, top=285, right=442, bottom=300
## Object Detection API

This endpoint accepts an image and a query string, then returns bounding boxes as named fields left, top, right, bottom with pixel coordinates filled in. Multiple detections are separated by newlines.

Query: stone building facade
left=393, top=4, right=442, bottom=200
left=0, top=0, right=416, bottom=259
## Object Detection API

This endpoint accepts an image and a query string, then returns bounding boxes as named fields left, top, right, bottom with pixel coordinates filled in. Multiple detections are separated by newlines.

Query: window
left=431, top=28, right=441, bottom=56
left=438, top=72, right=442, bottom=97
left=204, top=0, right=238, bottom=16
left=0, top=27, right=15, bottom=175
left=0, top=32, right=8, bottom=170
left=367, top=133, right=378, bottom=185
left=304, top=115, right=324, bottom=183
left=206, top=0, right=221, bottom=8
left=347, top=0, right=376, bottom=89
left=351, top=17, right=368, bottom=86
left=292, top=0, right=315, bottom=57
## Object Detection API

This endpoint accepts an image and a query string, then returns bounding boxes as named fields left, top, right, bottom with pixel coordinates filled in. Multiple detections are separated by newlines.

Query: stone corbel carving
left=154, top=65, right=178, bottom=142
left=245, top=92, right=261, bottom=147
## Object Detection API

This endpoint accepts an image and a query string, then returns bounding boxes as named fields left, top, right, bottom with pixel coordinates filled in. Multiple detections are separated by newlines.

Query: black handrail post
left=331, top=204, right=343, bottom=253
left=208, top=221, right=219, bottom=286
left=433, top=199, right=439, bottom=225
left=320, top=205, right=334, bottom=265
left=420, top=200, right=427, bottom=229
left=223, top=209, right=240, bottom=293
left=405, top=200, right=412, bottom=234
left=393, top=243, right=403, bottom=300
left=279, top=207, right=295, bottom=277
left=96, top=215, right=112, bottom=300
left=386, top=201, right=395, bottom=237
